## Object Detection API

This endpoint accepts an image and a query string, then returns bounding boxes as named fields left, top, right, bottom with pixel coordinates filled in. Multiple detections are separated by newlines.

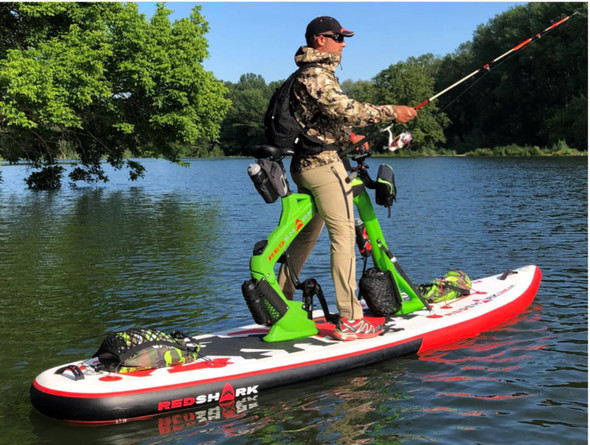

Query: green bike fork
left=352, top=180, right=426, bottom=314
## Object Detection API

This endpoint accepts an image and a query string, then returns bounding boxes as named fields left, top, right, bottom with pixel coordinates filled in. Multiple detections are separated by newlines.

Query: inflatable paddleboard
left=31, top=265, right=541, bottom=424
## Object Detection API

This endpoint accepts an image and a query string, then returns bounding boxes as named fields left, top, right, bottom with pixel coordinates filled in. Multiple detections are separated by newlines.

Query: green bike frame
left=247, top=166, right=426, bottom=343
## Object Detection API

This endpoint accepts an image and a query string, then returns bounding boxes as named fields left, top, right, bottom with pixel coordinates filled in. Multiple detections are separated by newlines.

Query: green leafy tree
left=219, top=74, right=272, bottom=156
left=373, top=60, right=449, bottom=150
left=341, top=79, right=378, bottom=104
left=433, top=41, right=483, bottom=150
left=0, top=2, right=231, bottom=189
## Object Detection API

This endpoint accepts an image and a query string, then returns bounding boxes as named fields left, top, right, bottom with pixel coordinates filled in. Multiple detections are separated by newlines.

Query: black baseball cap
left=305, top=16, right=354, bottom=38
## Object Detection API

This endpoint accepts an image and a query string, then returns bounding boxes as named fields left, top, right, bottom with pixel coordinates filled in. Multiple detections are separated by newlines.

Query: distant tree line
left=0, top=2, right=586, bottom=189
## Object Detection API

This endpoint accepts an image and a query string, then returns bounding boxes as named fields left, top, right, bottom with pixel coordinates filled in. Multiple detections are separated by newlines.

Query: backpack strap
left=291, top=63, right=333, bottom=154
left=292, top=63, right=322, bottom=128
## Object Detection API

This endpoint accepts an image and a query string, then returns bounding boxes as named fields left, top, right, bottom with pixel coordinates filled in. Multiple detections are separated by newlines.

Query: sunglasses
left=319, top=33, right=345, bottom=43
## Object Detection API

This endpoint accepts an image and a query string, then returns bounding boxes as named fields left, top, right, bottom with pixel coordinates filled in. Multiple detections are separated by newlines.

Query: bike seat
left=252, top=145, right=295, bottom=161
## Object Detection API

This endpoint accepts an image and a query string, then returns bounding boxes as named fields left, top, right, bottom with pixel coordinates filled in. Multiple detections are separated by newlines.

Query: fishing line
left=437, top=48, right=518, bottom=113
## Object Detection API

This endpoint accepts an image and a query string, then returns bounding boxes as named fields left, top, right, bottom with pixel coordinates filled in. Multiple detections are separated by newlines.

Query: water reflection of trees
left=1, top=189, right=227, bottom=376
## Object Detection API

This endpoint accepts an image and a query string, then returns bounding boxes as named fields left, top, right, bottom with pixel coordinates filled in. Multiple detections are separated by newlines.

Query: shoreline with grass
left=378, top=140, right=587, bottom=157
left=0, top=143, right=587, bottom=165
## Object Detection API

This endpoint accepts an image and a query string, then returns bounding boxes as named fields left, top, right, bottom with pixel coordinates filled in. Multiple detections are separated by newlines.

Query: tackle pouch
left=248, top=158, right=289, bottom=204
left=93, top=328, right=200, bottom=373
left=375, top=164, right=396, bottom=215
left=419, top=270, right=472, bottom=303
left=241, top=278, right=289, bottom=326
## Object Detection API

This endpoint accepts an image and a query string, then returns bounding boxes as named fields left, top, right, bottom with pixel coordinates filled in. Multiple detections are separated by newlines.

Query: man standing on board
left=277, top=16, right=417, bottom=341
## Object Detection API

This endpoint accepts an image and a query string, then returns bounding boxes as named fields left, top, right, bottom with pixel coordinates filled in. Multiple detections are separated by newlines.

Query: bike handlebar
left=339, top=135, right=372, bottom=159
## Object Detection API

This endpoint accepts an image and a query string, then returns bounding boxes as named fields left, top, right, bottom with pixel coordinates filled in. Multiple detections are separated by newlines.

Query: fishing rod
left=381, top=11, right=578, bottom=151
left=415, top=11, right=579, bottom=111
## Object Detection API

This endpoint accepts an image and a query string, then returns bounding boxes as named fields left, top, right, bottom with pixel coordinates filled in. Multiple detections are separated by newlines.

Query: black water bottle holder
left=249, top=159, right=289, bottom=204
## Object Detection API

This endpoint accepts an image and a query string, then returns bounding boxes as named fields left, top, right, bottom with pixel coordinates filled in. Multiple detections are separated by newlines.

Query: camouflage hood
left=289, top=46, right=398, bottom=173
left=294, top=46, right=341, bottom=72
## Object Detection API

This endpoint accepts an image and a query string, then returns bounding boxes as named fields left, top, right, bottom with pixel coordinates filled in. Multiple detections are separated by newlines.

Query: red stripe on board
left=418, top=266, right=541, bottom=353
left=167, top=358, right=232, bottom=373
left=32, top=335, right=413, bottom=400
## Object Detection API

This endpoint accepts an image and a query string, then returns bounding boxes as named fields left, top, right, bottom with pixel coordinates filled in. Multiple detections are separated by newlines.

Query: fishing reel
left=382, top=125, right=412, bottom=152
left=390, top=131, right=413, bottom=151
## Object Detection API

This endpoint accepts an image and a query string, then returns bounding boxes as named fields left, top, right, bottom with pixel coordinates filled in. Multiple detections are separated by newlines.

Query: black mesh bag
left=359, top=268, right=402, bottom=317
left=93, top=328, right=199, bottom=373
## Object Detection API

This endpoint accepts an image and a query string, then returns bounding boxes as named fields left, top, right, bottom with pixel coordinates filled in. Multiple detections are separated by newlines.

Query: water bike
left=30, top=127, right=541, bottom=423
left=242, top=127, right=430, bottom=342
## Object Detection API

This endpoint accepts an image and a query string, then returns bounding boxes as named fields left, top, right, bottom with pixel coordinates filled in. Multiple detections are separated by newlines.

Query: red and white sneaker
left=333, top=318, right=384, bottom=341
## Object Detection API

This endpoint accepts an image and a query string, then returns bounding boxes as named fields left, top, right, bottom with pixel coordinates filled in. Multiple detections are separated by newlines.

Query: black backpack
left=264, top=64, right=324, bottom=153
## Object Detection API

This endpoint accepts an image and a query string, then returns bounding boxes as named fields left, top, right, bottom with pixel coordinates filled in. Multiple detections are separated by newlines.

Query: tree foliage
left=340, top=79, right=378, bottom=104
left=0, top=2, right=230, bottom=188
left=1, top=2, right=585, bottom=189
left=219, top=74, right=272, bottom=155
left=373, top=57, right=449, bottom=150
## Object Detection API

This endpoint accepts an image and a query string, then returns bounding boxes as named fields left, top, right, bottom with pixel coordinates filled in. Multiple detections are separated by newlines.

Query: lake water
left=0, top=156, right=587, bottom=444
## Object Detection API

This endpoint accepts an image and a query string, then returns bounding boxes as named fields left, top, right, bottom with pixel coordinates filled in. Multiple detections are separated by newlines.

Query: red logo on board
left=220, top=383, right=235, bottom=403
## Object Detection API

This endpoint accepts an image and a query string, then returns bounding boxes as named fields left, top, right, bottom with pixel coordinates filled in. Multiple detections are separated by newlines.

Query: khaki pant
left=278, top=161, right=363, bottom=320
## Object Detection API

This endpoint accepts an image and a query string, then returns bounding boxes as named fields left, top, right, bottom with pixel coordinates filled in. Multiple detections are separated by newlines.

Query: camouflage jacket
left=291, top=46, right=399, bottom=172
